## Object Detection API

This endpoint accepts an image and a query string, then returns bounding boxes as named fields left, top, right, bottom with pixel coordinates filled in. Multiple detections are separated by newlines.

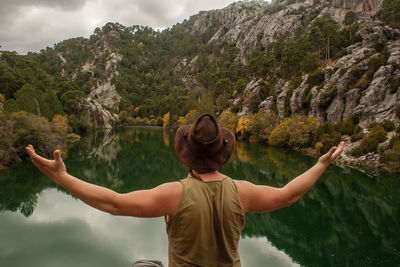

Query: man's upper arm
left=235, top=180, right=293, bottom=213
left=112, top=182, right=182, bottom=217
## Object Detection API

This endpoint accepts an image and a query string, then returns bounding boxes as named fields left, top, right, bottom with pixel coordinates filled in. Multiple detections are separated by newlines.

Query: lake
left=1, top=127, right=399, bottom=267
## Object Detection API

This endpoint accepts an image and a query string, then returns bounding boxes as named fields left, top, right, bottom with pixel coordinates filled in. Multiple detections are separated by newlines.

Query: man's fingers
left=332, top=141, right=345, bottom=160
left=54, top=150, right=63, bottom=164
left=327, top=146, right=337, bottom=157
left=25, top=145, right=51, bottom=164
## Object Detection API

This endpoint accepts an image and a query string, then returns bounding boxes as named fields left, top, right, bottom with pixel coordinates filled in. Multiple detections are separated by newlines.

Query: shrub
left=335, top=117, right=360, bottom=135
left=378, top=0, right=400, bottom=29
left=396, top=105, right=400, bottom=119
left=347, top=66, right=365, bottom=88
left=380, top=119, right=396, bottom=132
left=369, top=125, right=388, bottom=143
left=389, top=75, right=400, bottom=93
left=318, top=86, right=337, bottom=110
left=180, top=110, right=199, bottom=125
left=351, top=131, right=364, bottom=142
left=269, top=114, right=318, bottom=148
left=306, top=67, right=325, bottom=87
left=313, top=122, right=342, bottom=153
left=218, top=110, right=238, bottom=133
left=351, top=125, right=387, bottom=156
left=236, top=116, right=252, bottom=140
left=380, top=140, right=400, bottom=172
left=248, top=110, right=277, bottom=143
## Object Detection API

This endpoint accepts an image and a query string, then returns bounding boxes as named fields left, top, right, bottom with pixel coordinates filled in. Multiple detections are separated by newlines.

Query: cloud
left=0, top=0, right=239, bottom=54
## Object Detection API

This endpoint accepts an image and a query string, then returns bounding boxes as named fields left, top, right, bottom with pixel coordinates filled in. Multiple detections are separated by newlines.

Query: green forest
left=1, top=0, right=400, bottom=171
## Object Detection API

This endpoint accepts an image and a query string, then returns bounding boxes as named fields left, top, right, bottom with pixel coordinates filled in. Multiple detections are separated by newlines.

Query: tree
left=218, top=110, right=238, bottom=133
left=269, top=114, right=318, bottom=148
left=60, top=90, right=86, bottom=115
left=378, top=0, right=400, bottom=29
left=344, top=11, right=357, bottom=40
left=14, top=84, right=41, bottom=115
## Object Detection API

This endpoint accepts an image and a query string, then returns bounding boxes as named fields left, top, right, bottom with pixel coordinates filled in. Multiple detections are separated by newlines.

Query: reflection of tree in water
left=224, top=142, right=400, bottom=267
left=2, top=127, right=400, bottom=266
left=0, top=163, right=53, bottom=217
left=19, top=194, right=38, bottom=217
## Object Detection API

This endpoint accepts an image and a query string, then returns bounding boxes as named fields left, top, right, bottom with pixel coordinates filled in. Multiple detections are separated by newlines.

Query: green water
left=0, top=127, right=399, bottom=267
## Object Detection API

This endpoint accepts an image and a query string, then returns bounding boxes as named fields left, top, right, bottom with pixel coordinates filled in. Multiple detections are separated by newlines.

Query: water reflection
left=1, top=127, right=399, bottom=266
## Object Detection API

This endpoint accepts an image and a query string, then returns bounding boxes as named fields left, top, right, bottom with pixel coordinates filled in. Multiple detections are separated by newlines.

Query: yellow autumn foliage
left=218, top=110, right=238, bottom=133
left=269, top=114, right=318, bottom=148
left=163, top=112, right=170, bottom=129
left=52, top=114, right=68, bottom=135
left=177, top=116, right=185, bottom=126
left=182, top=110, right=199, bottom=125
left=248, top=110, right=277, bottom=142
left=236, top=116, right=251, bottom=137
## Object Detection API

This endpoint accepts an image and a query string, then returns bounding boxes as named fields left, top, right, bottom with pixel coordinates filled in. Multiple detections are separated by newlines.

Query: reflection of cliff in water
left=1, top=127, right=399, bottom=267
left=68, top=129, right=123, bottom=189
left=224, top=143, right=400, bottom=267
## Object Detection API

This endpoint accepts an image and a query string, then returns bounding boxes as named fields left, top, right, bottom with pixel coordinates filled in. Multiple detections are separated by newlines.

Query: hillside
left=1, top=0, right=400, bottom=171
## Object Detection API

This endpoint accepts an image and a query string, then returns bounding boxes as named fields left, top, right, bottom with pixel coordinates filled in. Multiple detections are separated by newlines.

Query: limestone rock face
left=259, top=96, right=275, bottom=112
left=290, top=75, right=309, bottom=114
left=276, top=81, right=290, bottom=119
left=85, top=98, right=119, bottom=129
left=332, top=0, right=382, bottom=13
left=238, top=79, right=262, bottom=116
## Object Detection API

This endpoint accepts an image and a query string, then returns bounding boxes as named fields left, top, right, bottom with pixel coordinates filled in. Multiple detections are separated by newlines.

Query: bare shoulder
left=154, top=181, right=182, bottom=197
left=233, top=179, right=256, bottom=191
left=233, top=180, right=257, bottom=213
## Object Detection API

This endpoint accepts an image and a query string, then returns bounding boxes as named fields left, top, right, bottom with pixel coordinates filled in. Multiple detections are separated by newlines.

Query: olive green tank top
left=166, top=174, right=245, bottom=267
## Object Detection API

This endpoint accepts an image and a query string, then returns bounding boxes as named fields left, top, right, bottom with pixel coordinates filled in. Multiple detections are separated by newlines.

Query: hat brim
left=175, top=125, right=236, bottom=172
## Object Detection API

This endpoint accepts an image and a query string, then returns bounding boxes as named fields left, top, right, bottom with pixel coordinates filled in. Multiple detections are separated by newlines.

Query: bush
left=318, top=86, right=337, bottom=110
left=313, top=122, right=342, bottom=153
left=335, top=117, right=360, bottom=135
left=351, top=125, right=387, bottom=156
left=389, top=75, right=400, bottom=93
left=347, top=66, right=365, bottom=88
left=306, top=67, right=325, bottom=87
left=269, top=114, right=318, bottom=148
left=351, top=131, right=364, bottom=142
left=369, top=125, right=388, bottom=143
left=248, top=110, right=277, bottom=143
left=396, top=105, right=400, bottom=119
left=180, top=110, right=200, bottom=126
left=0, top=111, right=66, bottom=166
left=380, top=119, right=396, bottom=132
left=236, top=116, right=252, bottom=140
left=380, top=140, right=400, bottom=172
left=378, top=0, right=400, bottom=29
left=218, top=110, right=238, bottom=134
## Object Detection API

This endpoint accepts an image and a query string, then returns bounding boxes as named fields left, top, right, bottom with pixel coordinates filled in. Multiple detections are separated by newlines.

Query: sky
left=0, top=0, right=242, bottom=55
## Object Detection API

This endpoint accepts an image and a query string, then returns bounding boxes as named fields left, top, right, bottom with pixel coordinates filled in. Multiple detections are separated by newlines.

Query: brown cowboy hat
left=175, top=113, right=236, bottom=172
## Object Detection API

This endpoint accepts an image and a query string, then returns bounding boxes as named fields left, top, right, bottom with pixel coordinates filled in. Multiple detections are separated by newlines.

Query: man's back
left=166, top=174, right=244, bottom=267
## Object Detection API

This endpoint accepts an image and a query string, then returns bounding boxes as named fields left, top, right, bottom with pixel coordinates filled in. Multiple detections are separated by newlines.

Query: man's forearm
left=51, top=172, right=119, bottom=214
left=283, top=162, right=328, bottom=203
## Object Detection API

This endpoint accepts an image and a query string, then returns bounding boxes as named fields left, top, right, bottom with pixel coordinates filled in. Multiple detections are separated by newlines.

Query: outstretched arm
left=236, top=142, right=344, bottom=213
left=26, top=145, right=181, bottom=217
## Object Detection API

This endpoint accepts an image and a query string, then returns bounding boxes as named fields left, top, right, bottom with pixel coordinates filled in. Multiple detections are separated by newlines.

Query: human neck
left=191, top=170, right=224, bottom=181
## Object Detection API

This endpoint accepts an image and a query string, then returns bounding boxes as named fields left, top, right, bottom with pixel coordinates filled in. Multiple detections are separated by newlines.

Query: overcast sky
left=0, top=0, right=243, bottom=55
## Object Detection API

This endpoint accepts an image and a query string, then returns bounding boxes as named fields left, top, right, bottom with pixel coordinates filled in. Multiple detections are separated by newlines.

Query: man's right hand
left=318, top=141, right=345, bottom=168
left=26, top=144, right=67, bottom=181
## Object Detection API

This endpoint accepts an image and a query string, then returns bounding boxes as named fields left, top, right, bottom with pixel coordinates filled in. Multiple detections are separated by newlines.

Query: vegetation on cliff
left=1, top=0, right=400, bottom=171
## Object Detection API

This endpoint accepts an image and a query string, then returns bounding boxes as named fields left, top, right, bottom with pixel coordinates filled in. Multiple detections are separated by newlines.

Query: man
left=26, top=113, right=344, bottom=267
